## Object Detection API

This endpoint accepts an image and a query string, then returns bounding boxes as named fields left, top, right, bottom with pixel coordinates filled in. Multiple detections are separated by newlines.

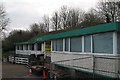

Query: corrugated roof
left=16, top=22, right=120, bottom=45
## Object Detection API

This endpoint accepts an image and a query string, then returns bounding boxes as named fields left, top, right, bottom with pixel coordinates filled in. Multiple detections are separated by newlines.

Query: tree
left=59, top=6, right=68, bottom=29
left=0, top=4, right=9, bottom=40
left=81, top=9, right=105, bottom=27
left=66, top=8, right=84, bottom=28
left=42, top=15, right=50, bottom=32
left=30, top=23, right=40, bottom=35
left=51, top=11, right=61, bottom=31
left=51, top=6, right=85, bottom=31
left=30, top=21, right=49, bottom=35
left=2, top=30, right=34, bottom=53
left=96, top=0, right=120, bottom=22
left=0, top=4, right=9, bottom=31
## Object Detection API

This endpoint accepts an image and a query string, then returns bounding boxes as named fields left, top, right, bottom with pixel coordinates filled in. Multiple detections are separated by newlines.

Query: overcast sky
left=2, top=0, right=98, bottom=31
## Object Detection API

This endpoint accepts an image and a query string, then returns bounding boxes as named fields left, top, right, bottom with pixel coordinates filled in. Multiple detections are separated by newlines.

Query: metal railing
left=52, top=55, right=120, bottom=79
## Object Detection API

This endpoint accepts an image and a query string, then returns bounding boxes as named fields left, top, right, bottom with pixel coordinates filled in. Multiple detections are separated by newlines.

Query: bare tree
left=0, top=4, right=9, bottom=31
left=81, top=9, right=105, bottom=27
left=96, top=0, right=120, bottom=22
left=67, top=8, right=83, bottom=28
left=43, top=15, right=50, bottom=32
left=59, top=6, right=68, bottom=29
left=51, top=11, right=61, bottom=31
left=0, top=4, right=9, bottom=40
left=60, top=6, right=85, bottom=29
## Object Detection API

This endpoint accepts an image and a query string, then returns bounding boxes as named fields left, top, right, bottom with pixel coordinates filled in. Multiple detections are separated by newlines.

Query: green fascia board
left=54, top=22, right=119, bottom=39
left=16, top=22, right=120, bottom=45
left=35, top=22, right=119, bottom=41
left=116, top=22, right=120, bottom=30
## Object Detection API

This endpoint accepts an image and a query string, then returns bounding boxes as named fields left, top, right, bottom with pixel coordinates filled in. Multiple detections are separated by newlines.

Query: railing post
left=93, top=55, right=95, bottom=79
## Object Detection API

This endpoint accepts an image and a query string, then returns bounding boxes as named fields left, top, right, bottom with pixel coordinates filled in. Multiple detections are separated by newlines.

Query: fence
left=52, top=55, right=120, bottom=79
left=9, top=56, right=29, bottom=64
left=8, top=56, right=14, bottom=63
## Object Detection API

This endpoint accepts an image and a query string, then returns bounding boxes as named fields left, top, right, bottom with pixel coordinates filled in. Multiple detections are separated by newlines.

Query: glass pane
left=93, top=32, right=113, bottom=54
left=84, top=35, right=91, bottom=52
left=26, top=44, right=28, bottom=50
left=30, top=44, right=34, bottom=50
left=70, top=37, right=82, bottom=52
left=21, top=45, right=23, bottom=50
left=56, top=39, right=63, bottom=51
left=32, top=44, right=34, bottom=50
left=65, top=38, right=69, bottom=51
left=52, top=40, right=55, bottom=51
left=117, top=32, right=120, bottom=54
left=37, top=43, right=41, bottom=51
left=17, top=45, right=19, bottom=50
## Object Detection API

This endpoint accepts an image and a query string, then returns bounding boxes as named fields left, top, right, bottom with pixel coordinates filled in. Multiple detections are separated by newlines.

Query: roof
left=16, top=22, right=120, bottom=45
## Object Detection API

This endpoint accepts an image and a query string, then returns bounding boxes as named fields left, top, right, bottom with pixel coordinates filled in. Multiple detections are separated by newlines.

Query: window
left=19, top=45, right=21, bottom=50
left=16, top=45, right=19, bottom=50
left=70, top=37, right=82, bottom=52
left=52, top=39, right=63, bottom=51
left=56, top=39, right=63, bottom=51
left=37, top=43, right=41, bottom=51
left=65, top=38, right=69, bottom=51
left=30, top=44, right=34, bottom=50
left=93, top=32, right=113, bottom=54
left=21, top=45, right=23, bottom=50
left=117, top=32, right=120, bottom=54
left=25, top=44, right=28, bottom=50
left=84, top=35, right=91, bottom=52
left=52, top=40, right=57, bottom=51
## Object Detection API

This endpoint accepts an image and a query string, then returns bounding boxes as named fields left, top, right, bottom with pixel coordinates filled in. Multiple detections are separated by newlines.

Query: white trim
left=82, top=36, right=84, bottom=52
left=63, top=38, right=65, bottom=52
left=34, top=43, right=37, bottom=51
left=16, top=45, right=17, bottom=50
left=68, top=38, right=71, bottom=52
left=91, top=35, right=93, bottom=53
left=23, top=44, right=25, bottom=50
left=113, top=32, right=117, bottom=55
left=51, top=51, right=117, bottom=56
left=28, top=44, right=30, bottom=50
left=51, top=41, right=52, bottom=52
left=42, top=43, right=44, bottom=52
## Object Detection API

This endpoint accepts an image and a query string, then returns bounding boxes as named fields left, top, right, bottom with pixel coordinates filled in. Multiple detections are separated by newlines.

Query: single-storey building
left=14, top=22, right=120, bottom=78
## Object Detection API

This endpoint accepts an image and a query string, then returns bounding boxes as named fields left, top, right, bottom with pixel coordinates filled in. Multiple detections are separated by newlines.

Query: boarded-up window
left=84, top=35, right=91, bottom=52
left=37, top=43, right=41, bottom=51
left=117, top=32, right=120, bottom=54
left=93, top=32, right=113, bottom=54
left=56, top=39, right=63, bottom=51
left=30, top=44, right=34, bottom=50
left=70, top=37, right=82, bottom=52
left=24, top=44, right=28, bottom=50
left=52, top=40, right=56, bottom=51
left=65, top=38, right=69, bottom=51
left=16, top=45, right=19, bottom=50
left=19, top=45, right=23, bottom=50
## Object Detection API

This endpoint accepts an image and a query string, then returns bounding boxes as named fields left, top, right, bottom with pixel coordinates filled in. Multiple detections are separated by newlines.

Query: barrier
left=8, top=56, right=29, bottom=64
left=52, top=56, right=120, bottom=79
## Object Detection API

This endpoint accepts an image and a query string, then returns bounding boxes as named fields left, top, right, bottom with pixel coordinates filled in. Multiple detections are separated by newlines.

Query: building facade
left=14, top=22, right=120, bottom=78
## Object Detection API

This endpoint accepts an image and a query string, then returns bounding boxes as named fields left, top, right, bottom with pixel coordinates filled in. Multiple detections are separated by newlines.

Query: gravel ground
left=2, top=62, right=29, bottom=78
left=2, top=62, right=50, bottom=80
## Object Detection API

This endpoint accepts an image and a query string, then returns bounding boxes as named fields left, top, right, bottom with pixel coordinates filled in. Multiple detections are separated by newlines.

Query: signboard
left=45, top=41, right=51, bottom=55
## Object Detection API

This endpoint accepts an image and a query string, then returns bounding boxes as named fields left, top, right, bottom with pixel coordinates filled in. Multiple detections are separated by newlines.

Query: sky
left=2, top=0, right=98, bottom=31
